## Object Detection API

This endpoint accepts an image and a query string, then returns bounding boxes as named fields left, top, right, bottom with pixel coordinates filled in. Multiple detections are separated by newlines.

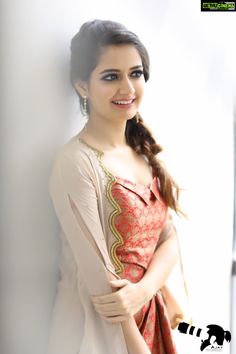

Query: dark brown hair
left=70, top=19, right=185, bottom=217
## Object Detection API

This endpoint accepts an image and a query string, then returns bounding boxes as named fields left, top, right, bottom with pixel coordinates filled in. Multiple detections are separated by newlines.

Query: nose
left=119, top=76, right=135, bottom=95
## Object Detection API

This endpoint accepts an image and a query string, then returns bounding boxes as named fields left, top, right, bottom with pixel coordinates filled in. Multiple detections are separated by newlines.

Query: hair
left=70, top=19, right=185, bottom=217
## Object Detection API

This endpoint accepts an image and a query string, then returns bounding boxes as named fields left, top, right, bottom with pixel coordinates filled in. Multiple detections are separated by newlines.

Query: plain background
left=0, top=1, right=235, bottom=353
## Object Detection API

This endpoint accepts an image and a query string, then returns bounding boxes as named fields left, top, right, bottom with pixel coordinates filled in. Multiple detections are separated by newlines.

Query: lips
left=112, top=98, right=136, bottom=105
left=112, top=97, right=136, bottom=101
left=111, top=98, right=136, bottom=109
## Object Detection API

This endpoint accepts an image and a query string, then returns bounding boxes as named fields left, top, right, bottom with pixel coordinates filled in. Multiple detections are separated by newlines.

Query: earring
left=83, top=96, right=88, bottom=115
left=136, top=112, right=141, bottom=123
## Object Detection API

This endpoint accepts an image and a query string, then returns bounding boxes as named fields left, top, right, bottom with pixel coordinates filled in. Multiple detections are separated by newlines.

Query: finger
left=109, top=279, right=130, bottom=287
left=91, top=293, right=120, bottom=304
left=94, top=304, right=130, bottom=317
left=95, top=308, right=127, bottom=317
left=94, top=300, right=131, bottom=315
left=91, top=280, right=130, bottom=303
left=94, top=303, right=121, bottom=311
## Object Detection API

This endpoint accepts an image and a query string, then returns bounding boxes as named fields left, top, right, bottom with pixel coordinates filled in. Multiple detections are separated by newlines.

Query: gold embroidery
left=78, top=136, right=124, bottom=274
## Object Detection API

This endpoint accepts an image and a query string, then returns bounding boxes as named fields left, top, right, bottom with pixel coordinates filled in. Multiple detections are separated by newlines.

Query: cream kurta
left=46, top=133, right=182, bottom=354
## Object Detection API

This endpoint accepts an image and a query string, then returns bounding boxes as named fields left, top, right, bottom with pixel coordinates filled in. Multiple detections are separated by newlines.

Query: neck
left=82, top=114, right=129, bottom=149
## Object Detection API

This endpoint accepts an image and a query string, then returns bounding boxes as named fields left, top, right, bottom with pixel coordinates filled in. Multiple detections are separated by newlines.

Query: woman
left=47, top=19, right=185, bottom=354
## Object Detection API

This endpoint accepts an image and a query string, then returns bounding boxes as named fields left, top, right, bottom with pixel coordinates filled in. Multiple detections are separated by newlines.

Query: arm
left=49, top=152, right=118, bottom=284
left=68, top=196, right=151, bottom=354
left=121, top=317, right=151, bottom=354
left=107, top=272, right=151, bottom=354
left=48, top=152, right=148, bottom=352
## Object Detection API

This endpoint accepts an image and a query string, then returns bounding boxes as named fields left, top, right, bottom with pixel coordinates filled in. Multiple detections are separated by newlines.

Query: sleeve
left=48, top=152, right=118, bottom=295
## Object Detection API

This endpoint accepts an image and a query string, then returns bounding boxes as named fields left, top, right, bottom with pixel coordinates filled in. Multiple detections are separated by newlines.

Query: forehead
left=94, top=44, right=142, bottom=71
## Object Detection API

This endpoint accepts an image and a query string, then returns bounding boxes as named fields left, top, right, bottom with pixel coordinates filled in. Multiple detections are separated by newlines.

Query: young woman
left=47, top=19, right=185, bottom=354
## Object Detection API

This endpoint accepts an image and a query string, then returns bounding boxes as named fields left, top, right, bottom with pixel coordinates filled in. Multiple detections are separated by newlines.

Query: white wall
left=1, top=1, right=235, bottom=353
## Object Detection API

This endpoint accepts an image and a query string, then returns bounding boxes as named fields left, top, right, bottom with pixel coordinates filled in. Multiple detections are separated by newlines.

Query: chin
left=110, top=109, right=137, bottom=122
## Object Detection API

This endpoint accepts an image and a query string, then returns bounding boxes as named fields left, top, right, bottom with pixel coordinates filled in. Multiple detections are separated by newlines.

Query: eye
left=131, top=70, right=144, bottom=78
left=101, top=70, right=144, bottom=82
left=101, top=73, right=118, bottom=81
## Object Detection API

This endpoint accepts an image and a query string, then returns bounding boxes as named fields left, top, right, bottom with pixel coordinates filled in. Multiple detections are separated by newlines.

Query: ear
left=73, top=80, right=89, bottom=97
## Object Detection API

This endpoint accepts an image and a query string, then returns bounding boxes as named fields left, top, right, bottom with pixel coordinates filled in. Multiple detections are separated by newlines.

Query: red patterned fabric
left=111, top=175, right=178, bottom=354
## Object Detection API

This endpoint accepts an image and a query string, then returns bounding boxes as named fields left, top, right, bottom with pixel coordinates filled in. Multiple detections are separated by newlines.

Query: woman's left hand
left=90, top=279, right=153, bottom=323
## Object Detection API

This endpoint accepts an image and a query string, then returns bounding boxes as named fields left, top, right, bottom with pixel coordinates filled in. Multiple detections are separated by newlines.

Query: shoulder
left=49, top=133, right=98, bottom=191
left=51, top=133, right=93, bottom=172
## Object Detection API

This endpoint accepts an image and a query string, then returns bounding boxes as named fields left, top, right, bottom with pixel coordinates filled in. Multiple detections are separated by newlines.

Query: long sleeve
left=48, top=151, right=118, bottom=293
left=48, top=150, right=128, bottom=354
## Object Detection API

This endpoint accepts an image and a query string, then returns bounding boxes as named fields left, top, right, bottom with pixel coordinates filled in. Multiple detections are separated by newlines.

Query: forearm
left=121, top=236, right=178, bottom=354
left=106, top=272, right=151, bottom=354
left=121, top=316, right=151, bottom=354
left=139, top=234, right=179, bottom=297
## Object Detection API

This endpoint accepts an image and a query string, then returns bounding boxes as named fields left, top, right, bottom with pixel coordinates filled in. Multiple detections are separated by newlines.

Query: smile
left=111, top=98, right=135, bottom=108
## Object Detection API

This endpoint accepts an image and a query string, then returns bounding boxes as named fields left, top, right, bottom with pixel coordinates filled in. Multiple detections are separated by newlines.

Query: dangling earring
left=136, top=112, right=141, bottom=123
left=83, top=96, right=88, bottom=116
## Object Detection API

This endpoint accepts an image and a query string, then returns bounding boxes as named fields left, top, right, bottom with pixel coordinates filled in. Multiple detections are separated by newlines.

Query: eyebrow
left=99, top=65, right=143, bottom=75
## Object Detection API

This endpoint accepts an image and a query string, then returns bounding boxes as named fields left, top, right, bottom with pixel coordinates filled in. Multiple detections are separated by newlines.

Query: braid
left=125, top=114, right=186, bottom=218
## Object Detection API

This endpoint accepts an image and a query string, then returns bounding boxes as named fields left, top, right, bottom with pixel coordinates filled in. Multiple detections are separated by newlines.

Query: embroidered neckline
left=77, top=135, right=125, bottom=275
left=77, top=135, right=156, bottom=188
left=77, top=135, right=104, bottom=154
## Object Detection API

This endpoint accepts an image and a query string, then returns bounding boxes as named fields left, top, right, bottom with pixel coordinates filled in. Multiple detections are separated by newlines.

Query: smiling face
left=75, top=44, right=146, bottom=123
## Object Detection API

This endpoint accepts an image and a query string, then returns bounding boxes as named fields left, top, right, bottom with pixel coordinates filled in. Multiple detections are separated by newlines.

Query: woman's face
left=77, top=44, right=146, bottom=122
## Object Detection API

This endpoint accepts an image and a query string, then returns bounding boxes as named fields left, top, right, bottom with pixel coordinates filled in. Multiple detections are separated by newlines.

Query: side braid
left=125, top=114, right=186, bottom=217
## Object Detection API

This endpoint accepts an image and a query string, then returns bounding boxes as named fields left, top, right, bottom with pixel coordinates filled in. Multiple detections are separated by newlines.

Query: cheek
left=92, top=85, right=115, bottom=103
left=136, top=79, right=145, bottom=93
left=99, top=85, right=115, bottom=100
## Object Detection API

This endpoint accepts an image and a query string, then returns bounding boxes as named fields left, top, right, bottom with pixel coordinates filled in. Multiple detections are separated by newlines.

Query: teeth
left=113, top=99, right=133, bottom=105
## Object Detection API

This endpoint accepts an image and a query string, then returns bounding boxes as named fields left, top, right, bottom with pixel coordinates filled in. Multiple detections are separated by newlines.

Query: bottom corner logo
left=177, top=321, right=231, bottom=352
